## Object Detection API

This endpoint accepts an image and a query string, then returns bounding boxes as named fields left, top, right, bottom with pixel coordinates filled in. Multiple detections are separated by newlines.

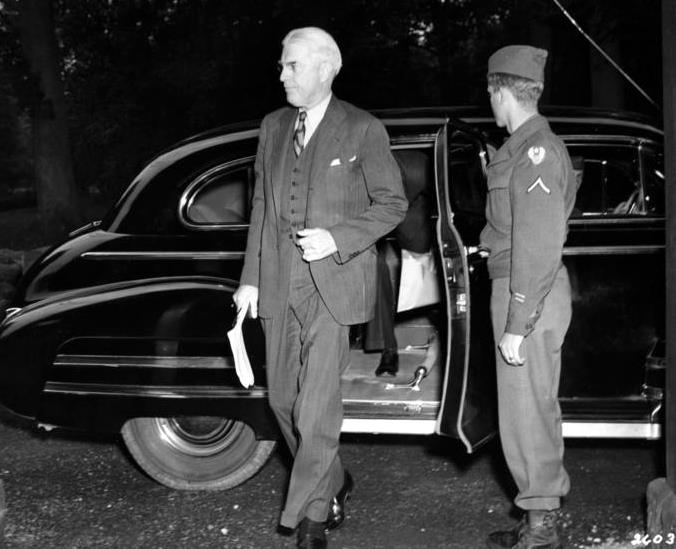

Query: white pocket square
left=349, top=155, right=357, bottom=162
left=330, top=158, right=341, bottom=167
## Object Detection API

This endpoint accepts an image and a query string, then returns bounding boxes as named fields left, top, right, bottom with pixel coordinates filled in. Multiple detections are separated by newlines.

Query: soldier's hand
left=233, top=284, right=258, bottom=318
left=296, top=228, right=338, bottom=262
left=498, top=332, right=525, bottom=366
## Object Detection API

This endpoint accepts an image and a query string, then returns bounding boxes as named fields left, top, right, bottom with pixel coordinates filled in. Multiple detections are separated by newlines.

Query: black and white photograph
left=0, top=1, right=672, bottom=547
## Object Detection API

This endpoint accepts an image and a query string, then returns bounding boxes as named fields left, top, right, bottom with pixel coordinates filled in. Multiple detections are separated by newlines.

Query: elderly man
left=481, top=46, right=578, bottom=549
left=233, top=27, right=407, bottom=548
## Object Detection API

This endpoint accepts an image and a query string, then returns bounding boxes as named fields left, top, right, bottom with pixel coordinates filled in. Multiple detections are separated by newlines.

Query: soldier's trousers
left=491, top=267, right=572, bottom=510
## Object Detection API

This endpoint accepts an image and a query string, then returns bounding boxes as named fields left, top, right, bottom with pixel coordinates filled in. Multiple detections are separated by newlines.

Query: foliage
left=0, top=0, right=663, bottom=205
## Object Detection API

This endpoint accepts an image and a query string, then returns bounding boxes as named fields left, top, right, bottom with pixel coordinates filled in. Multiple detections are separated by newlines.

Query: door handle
left=465, top=246, right=489, bottom=259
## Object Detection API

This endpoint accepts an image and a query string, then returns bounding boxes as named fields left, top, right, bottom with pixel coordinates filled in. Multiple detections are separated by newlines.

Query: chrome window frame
left=178, top=156, right=255, bottom=231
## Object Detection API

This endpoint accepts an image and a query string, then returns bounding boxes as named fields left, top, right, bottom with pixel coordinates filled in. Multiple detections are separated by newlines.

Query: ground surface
left=0, top=405, right=662, bottom=549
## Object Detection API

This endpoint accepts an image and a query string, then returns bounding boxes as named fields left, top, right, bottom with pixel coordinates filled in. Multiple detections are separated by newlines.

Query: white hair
left=282, top=27, right=342, bottom=75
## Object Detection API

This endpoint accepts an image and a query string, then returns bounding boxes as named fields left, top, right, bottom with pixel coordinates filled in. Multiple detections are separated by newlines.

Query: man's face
left=487, top=85, right=507, bottom=128
left=279, top=40, right=326, bottom=109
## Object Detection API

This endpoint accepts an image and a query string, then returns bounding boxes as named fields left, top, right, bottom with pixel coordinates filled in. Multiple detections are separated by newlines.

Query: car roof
left=170, top=105, right=662, bottom=152
left=104, top=105, right=663, bottom=232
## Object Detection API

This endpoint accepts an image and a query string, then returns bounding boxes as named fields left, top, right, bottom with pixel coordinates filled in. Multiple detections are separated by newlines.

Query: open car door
left=435, top=124, right=497, bottom=452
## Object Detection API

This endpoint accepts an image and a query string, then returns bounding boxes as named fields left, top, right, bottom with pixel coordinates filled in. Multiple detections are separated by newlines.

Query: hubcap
left=155, top=417, right=243, bottom=457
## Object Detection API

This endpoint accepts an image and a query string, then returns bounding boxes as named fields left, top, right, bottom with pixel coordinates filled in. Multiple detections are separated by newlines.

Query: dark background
left=0, top=0, right=663, bottom=247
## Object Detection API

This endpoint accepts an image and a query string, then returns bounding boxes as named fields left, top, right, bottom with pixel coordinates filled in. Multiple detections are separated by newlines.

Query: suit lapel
left=271, top=108, right=297, bottom=216
left=309, top=97, right=346, bottom=189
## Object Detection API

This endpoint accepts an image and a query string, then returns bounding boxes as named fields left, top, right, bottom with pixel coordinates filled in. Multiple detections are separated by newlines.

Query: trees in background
left=2, top=0, right=81, bottom=236
left=0, top=0, right=662, bottom=242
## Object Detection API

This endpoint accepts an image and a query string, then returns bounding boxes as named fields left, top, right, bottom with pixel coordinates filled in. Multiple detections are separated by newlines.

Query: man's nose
left=279, top=67, right=290, bottom=82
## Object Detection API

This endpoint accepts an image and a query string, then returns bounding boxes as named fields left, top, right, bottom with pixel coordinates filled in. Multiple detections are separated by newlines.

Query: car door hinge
left=456, top=292, right=467, bottom=313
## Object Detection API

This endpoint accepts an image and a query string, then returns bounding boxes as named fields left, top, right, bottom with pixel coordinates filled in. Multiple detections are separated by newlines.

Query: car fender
left=0, top=276, right=276, bottom=439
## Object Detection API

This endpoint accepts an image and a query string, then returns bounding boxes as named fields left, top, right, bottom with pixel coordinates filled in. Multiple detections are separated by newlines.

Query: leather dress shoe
left=297, top=518, right=327, bottom=549
left=325, top=470, right=354, bottom=531
left=374, top=349, right=398, bottom=376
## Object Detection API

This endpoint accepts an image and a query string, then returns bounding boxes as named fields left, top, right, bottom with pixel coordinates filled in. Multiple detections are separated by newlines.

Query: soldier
left=481, top=46, right=578, bottom=549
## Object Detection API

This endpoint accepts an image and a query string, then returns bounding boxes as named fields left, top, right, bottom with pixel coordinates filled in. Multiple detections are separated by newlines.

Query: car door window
left=181, top=161, right=254, bottom=228
left=566, top=144, right=643, bottom=217
left=641, top=147, right=665, bottom=216
left=444, top=131, right=489, bottom=245
left=448, top=133, right=488, bottom=217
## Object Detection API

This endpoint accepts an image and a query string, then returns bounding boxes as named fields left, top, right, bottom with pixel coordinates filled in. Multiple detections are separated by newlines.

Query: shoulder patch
left=527, top=146, right=546, bottom=165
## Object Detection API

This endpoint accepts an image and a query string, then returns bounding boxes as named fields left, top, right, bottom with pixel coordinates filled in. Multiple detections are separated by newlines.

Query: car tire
left=121, top=417, right=275, bottom=490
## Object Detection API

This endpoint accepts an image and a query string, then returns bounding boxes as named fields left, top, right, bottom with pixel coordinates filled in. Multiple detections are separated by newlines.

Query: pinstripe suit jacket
left=240, top=96, right=407, bottom=325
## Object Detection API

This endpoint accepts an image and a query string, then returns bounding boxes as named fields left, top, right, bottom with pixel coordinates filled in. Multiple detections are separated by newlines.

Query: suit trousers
left=363, top=241, right=398, bottom=352
left=262, top=248, right=349, bottom=528
left=491, top=268, right=572, bottom=510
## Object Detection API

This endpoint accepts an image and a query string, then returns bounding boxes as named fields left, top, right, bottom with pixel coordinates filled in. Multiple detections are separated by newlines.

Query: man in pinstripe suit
left=233, top=27, right=407, bottom=548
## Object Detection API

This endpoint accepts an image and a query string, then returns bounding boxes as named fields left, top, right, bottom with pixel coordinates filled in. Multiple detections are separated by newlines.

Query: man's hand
left=296, top=228, right=338, bottom=262
left=233, top=284, right=258, bottom=318
left=498, top=332, right=525, bottom=366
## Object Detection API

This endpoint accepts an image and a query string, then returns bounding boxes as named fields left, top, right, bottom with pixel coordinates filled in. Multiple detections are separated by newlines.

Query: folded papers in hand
left=227, top=307, right=254, bottom=388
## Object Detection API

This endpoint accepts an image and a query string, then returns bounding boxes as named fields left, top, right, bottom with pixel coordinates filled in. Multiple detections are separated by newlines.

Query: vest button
left=291, top=195, right=295, bottom=200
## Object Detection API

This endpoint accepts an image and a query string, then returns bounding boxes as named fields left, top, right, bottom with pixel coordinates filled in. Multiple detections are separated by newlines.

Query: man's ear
left=499, top=87, right=515, bottom=106
left=319, top=61, right=333, bottom=83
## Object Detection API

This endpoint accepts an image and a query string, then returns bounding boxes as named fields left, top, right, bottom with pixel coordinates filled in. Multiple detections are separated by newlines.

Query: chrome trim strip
left=651, top=403, right=663, bottom=423
left=341, top=419, right=661, bottom=438
left=563, top=245, right=663, bottom=256
left=82, top=247, right=661, bottom=260
left=43, top=382, right=266, bottom=398
left=54, top=354, right=235, bottom=369
left=343, top=398, right=439, bottom=406
left=563, top=135, right=659, bottom=146
left=81, top=251, right=245, bottom=260
left=38, top=381, right=665, bottom=441
left=341, top=418, right=437, bottom=434
left=562, top=421, right=661, bottom=439
left=460, top=116, right=663, bottom=136
left=3, top=307, right=21, bottom=321
left=569, top=216, right=664, bottom=225
left=381, top=117, right=449, bottom=126
left=391, top=142, right=435, bottom=150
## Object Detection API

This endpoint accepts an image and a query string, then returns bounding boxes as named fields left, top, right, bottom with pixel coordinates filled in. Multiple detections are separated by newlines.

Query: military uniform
left=481, top=111, right=578, bottom=512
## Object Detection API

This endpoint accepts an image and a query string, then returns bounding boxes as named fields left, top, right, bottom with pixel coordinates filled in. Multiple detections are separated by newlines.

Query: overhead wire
left=550, top=0, right=660, bottom=111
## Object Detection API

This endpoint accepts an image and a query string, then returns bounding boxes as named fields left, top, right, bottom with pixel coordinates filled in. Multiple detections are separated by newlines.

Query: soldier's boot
left=512, top=511, right=562, bottom=549
left=486, top=515, right=527, bottom=548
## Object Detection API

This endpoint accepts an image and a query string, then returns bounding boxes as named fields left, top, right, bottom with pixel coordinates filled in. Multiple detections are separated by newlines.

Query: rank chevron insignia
left=527, top=176, right=551, bottom=194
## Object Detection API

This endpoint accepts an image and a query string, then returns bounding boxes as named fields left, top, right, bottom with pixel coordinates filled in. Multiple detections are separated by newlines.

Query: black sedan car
left=0, top=107, right=664, bottom=491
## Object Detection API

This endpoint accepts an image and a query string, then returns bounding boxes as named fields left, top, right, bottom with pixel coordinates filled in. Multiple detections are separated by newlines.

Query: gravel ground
left=0, top=405, right=663, bottom=548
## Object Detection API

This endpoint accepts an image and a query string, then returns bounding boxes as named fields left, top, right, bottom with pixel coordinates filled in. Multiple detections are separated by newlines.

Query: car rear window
left=566, top=143, right=647, bottom=217
left=182, top=161, right=254, bottom=227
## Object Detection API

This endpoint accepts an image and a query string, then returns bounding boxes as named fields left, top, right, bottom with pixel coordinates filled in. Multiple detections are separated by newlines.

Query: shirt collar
left=504, top=113, right=550, bottom=154
left=299, top=93, right=332, bottom=129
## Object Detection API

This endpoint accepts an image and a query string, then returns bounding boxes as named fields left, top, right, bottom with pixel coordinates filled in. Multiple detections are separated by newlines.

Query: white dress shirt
left=297, top=93, right=332, bottom=147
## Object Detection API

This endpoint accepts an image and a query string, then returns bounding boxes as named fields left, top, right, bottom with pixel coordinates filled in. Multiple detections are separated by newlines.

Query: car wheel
left=121, top=417, right=276, bottom=490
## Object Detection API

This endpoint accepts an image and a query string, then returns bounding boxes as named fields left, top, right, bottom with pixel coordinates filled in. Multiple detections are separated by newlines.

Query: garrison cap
left=488, top=45, right=548, bottom=82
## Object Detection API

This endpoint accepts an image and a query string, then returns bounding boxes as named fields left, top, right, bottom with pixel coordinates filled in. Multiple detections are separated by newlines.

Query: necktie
left=293, top=110, right=306, bottom=157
